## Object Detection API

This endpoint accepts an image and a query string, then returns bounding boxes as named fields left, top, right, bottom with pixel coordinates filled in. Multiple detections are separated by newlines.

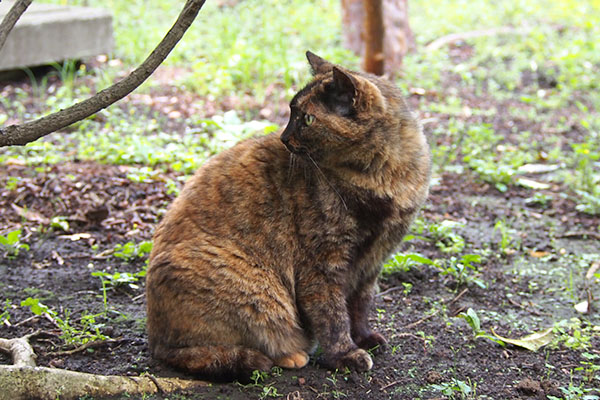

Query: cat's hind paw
left=275, top=351, right=309, bottom=369
left=356, top=331, right=387, bottom=352
left=338, top=348, right=373, bottom=372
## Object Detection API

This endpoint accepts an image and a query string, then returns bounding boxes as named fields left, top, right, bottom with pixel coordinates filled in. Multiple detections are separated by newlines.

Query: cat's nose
left=281, top=128, right=297, bottom=153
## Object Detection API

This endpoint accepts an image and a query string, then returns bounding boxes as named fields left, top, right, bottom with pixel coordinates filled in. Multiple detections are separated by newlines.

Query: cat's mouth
left=281, top=137, right=307, bottom=155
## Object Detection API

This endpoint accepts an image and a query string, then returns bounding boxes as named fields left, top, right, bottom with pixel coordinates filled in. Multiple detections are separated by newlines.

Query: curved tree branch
left=0, top=0, right=32, bottom=53
left=0, top=0, right=207, bottom=147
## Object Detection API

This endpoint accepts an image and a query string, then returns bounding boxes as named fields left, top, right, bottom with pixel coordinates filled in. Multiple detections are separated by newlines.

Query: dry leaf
left=58, top=233, right=92, bottom=241
left=586, top=261, right=600, bottom=280
left=11, top=203, right=50, bottom=224
left=517, top=178, right=550, bottom=190
left=491, top=327, right=554, bottom=352
left=517, top=164, right=560, bottom=174
left=530, top=250, right=550, bottom=258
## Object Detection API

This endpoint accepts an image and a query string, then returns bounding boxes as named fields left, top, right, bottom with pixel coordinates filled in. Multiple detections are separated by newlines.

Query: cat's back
left=149, top=133, right=291, bottom=266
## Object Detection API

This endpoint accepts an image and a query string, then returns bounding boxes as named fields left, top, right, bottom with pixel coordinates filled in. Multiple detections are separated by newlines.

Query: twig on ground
left=380, top=380, right=401, bottom=391
left=375, top=286, right=405, bottom=298
left=13, top=315, right=39, bottom=327
left=425, top=26, right=530, bottom=51
left=558, top=231, right=600, bottom=241
left=401, top=311, right=439, bottom=331
left=132, top=293, right=145, bottom=302
left=446, top=288, right=468, bottom=307
left=43, top=313, right=61, bottom=329
left=48, top=339, right=120, bottom=356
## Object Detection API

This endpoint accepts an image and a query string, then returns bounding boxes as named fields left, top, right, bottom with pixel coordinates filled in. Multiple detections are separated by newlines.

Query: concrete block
left=0, top=1, right=114, bottom=71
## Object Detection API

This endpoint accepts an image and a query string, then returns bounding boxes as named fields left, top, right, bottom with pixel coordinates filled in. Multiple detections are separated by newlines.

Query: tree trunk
left=341, top=0, right=415, bottom=76
left=363, top=0, right=384, bottom=75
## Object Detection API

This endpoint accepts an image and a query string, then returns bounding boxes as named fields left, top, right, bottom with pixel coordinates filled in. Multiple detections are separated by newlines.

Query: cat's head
left=281, top=52, right=411, bottom=169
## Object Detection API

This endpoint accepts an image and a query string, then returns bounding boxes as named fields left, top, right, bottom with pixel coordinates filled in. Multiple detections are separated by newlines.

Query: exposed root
left=0, top=332, right=207, bottom=400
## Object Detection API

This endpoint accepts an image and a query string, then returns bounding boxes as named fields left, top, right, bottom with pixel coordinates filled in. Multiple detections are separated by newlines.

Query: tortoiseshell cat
left=146, top=52, right=431, bottom=380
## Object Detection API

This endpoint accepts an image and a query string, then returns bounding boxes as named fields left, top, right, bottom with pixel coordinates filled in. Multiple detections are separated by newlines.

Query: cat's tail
left=152, top=343, right=274, bottom=381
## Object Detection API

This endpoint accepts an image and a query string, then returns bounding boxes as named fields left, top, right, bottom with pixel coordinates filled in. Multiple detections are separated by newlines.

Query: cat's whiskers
left=287, top=153, right=297, bottom=184
left=306, top=153, right=348, bottom=211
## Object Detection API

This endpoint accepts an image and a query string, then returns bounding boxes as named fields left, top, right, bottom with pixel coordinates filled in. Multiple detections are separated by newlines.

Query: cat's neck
left=328, top=127, right=430, bottom=207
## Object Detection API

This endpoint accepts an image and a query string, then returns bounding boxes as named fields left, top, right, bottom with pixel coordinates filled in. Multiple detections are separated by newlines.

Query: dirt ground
left=1, top=69, right=599, bottom=399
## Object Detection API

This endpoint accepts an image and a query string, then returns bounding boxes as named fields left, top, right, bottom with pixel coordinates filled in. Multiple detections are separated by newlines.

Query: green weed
left=112, top=240, right=153, bottom=261
left=0, top=299, right=11, bottom=325
left=20, top=297, right=109, bottom=345
left=437, top=254, right=486, bottom=289
left=430, top=378, right=477, bottom=399
left=552, top=319, right=598, bottom=351
left=458, top=308, right=505, bottom=346
left=0, top=229, right=30, bottom=258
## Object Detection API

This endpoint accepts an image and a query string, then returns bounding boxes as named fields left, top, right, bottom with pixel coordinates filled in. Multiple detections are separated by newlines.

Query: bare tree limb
left=0, top=0, right=207, bottom=147
left=0, top=0, right=32, bottom=53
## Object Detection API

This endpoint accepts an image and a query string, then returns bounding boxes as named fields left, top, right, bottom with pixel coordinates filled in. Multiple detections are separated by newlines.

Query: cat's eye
left=304, top=114, right=315, bottom=126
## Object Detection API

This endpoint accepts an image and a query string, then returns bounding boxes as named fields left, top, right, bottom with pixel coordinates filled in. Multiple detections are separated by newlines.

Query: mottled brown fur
left=146, top=52, right=431, bottom=380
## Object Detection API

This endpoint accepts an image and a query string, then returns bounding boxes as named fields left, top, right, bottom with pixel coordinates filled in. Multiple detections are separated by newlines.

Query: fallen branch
left=425, top=26, right=529, bottom=51
left=0, top=0, right=207, bottom=147
left=559, top=231, right=600, bottom=241
left=0, top=332, right=207, bottom=400
left=0, top=0, right=33, bottom=53
left=48, top=338, right=120, bottom=356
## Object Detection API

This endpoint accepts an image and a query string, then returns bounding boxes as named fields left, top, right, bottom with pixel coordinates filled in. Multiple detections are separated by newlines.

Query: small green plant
left=577, top=352, right=600, bottom=384
left=50, top=216, right=70, bottom=231
left=20, top=297, right=109, bottom=345
left=437, top=254, right=486, bottom=289
left=0, top=229, right=30, bottom=258
left=430, top=378, right=477, bottom=399
left=92, top=269, right=146, bottom=314
left=428, top=220, right=466, bottom=254
left=112, top=240, right=153, bottom=260
left=524, top=192, right=552, bottom=207
left=0, top=299, right=11, bottom=325
left=493, top=219, right=518, bottom=254
left=547, top=382, right=600, bottom=400
left=382, top=252, right=435, bottom=274
left=552, top=318, right=596, bottom=350
left=458, top=308, right=505, bottom=346
left=569, top=141, right=600, bottom=215
left=92, top=270, right=146, bottom=291
left=5, top=176, right=20, bottom=191
left=258, top=385, right=282, bottom=399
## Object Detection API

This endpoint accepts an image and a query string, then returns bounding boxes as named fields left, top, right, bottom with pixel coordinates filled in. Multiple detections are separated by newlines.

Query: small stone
left=425, top=370, right=443, bottom=384
left=516, top=378, right=542, bottom=395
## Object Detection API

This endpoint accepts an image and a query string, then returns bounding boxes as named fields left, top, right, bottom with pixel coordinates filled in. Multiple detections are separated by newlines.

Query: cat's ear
left=332, top=67, right=358, bottom=98
left=331, top=67, right=386, bottom=115
left=330, top=67, right=358, bottom=115
left=306, top=51, right=334, bottom=75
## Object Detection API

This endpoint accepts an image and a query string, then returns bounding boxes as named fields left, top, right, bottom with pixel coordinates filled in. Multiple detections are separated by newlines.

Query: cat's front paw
left=337, top=348, right=373, bottom=372
left=356, top=331, right=387, bottom=352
